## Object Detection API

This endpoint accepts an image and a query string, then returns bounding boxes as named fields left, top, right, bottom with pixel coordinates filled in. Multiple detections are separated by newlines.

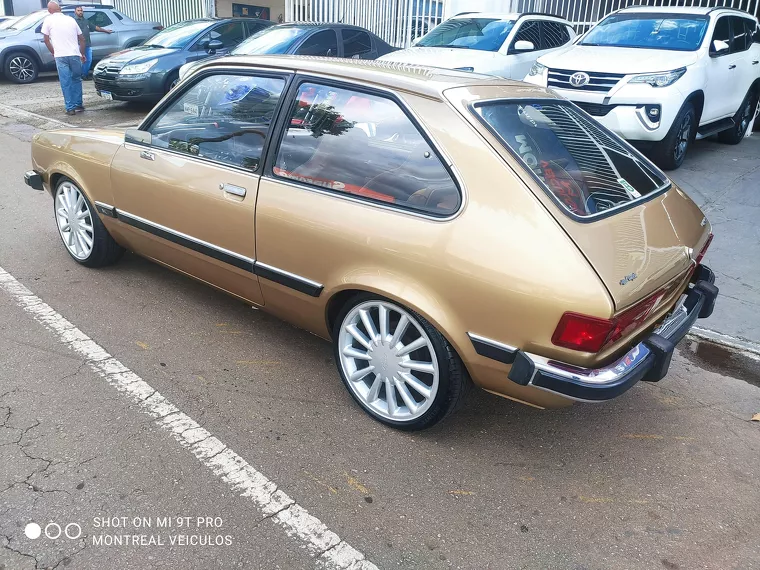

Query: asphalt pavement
left=0, top=76, right=759, bottom=570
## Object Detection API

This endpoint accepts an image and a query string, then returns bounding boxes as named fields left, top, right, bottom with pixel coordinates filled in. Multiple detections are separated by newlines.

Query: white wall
left=11, top=0, right=45, bottom=16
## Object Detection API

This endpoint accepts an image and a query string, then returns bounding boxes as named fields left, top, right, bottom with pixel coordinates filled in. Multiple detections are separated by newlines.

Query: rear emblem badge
left=570, top=72, right=590, bottom=87
left=619, top=273, right=638, bottom=286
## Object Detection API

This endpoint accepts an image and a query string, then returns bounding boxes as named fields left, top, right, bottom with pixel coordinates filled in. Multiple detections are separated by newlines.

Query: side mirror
left=411, top=36, right=421, bottom=46
left=513, top=40, right=535, bottom=52
left=125, top=128, right=151, bottom=146
left=207, top=39, right=223, bottom=53
left=711, top=39, right=729, bottom=57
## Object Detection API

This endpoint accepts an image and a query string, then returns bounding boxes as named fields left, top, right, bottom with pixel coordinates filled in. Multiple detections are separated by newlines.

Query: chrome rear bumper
left=472, top=265, right=718, bottom=403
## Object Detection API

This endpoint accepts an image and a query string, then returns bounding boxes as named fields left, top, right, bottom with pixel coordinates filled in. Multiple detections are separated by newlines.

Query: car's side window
left=342, top=29, right=373, bottom=58
left=245, top=21, right=269, bottom=36
left=206, top=22, right=246, bottom=48
left=541, top=21, right=571, bottom=49
left=272, top=82, right=460, bottom=216
left=711, top=16, right=731, bottom=55
left=729, top=17, right=750, bottom=52
left=113, top=11, right=124, bottom=21
left=296, top=30, right=339, bottom=56
left=84, top=10, right=113, bottom=27
left=147, top=73, right=286, bottom=171
left=754, top=22, right=760, bottom=44
left=510, top=20, right=541, bottom=52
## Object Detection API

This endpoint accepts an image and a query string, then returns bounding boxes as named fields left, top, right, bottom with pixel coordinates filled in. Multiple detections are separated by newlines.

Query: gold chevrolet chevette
left=25, top=55, right=719, bottom=430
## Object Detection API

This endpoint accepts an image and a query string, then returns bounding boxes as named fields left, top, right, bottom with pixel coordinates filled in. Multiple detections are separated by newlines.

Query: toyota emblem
left=569, top=72, right=590, bottom=87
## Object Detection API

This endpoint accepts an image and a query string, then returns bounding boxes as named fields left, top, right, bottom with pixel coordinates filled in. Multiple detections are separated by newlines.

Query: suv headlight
left=629, top=67, right=686, bottom=88
left=527, top=62, right=546, bottom=77
left=120, top=59, right=158, bottom=76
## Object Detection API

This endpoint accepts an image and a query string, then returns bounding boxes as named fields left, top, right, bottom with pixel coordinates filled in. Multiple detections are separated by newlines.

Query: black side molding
left=254, top=263, right=323, bottom=298
left=94, top=202, right=117, bottom=218
left=468, top=333, right=518, bottom=364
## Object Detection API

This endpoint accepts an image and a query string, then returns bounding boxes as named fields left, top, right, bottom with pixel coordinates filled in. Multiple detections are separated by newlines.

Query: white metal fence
left=112, top=0, right=212, bottom=27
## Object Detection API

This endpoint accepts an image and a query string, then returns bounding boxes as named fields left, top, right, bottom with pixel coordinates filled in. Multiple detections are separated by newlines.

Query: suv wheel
left=650, top=102, right=695, bottom=171
left=4, top=52, right=38, bottom=84
left=718, top=89, right=758, bottom=145
left=333, top=293, right=469, bottom=430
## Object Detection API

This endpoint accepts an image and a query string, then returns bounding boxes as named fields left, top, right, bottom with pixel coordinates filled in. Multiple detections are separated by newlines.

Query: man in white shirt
left=41, top=2, right=86, bottom=115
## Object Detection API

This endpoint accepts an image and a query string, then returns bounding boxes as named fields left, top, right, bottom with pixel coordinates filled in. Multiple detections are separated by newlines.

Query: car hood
left=537, top=45, right=699, bottom=74
left=103, top=46, right=179, bottom=65
left=379, top=46, right=502, bottom=69
left=0, top=29, right=23, bottom=41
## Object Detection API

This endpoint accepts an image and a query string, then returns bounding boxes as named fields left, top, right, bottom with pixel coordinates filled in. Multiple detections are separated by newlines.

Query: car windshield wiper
left=142, top=44, right=168, bottom=49
left=430, top=44, right=470, bottom=49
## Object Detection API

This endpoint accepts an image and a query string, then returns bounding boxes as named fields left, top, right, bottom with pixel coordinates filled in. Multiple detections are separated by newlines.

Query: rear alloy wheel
left=650, top=102, right=695, bottom=170
left=334, top=294, right=468, bottom=430
left=718, top=90, right=758, bottom=144
left=4, top=52, right=38, bottom=84
left=54, top=178, right=124, bottom=267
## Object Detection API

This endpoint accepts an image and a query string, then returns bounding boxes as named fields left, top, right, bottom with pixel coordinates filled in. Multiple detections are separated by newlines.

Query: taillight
left=695, top=233, right=713, bottom=265
left=552, top=294, right=665, bottom=353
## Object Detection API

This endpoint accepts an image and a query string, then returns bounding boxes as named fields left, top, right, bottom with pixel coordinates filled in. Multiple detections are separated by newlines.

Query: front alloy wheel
left=55, top=181, right=94, bottom=261
left=673, top=113, right=691, bottom=164
left=334, top=295, right=468, bottom=430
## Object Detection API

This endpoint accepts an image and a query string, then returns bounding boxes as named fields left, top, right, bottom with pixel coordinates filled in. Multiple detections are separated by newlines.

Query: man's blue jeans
left=55, top=56, right=83, bottom=112
left=81, top=47, right=93, bottom=78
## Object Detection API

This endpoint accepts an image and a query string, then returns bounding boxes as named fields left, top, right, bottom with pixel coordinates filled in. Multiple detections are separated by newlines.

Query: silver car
left=0, top=5, right=162, bottom=84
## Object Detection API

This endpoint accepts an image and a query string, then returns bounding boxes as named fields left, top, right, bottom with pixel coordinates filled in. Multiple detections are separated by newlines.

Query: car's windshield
left=0, top=18, right=18, bottom=30
left=232, top=26, right=306, bottom=55
left=144, top=20, right=212, bottom=49
left=417, top=18, right=515, bottom=51
left=7, top=11, right=44, bottom=30
left=474, top=101, right=669, bottom=219
left=580, top=13, right=709, bottom=51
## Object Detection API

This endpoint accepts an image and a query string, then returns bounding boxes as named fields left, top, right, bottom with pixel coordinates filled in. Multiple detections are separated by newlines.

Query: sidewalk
left=670, top=135, right=760, bottom=346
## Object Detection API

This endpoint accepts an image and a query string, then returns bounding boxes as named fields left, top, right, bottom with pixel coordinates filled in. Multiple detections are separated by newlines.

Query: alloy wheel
left=338, top=300, right=440, bottom=422
left=9, top=56, right=34, bottom=82
left=55, top=182, right=94, bottom=260
left=674, top=114, right=691, bottom=163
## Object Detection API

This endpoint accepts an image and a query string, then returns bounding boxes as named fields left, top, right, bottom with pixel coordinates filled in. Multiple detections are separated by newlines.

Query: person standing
left=73, top=5, right=113, bottom=80
left=41, top=1, right=86, bottom=116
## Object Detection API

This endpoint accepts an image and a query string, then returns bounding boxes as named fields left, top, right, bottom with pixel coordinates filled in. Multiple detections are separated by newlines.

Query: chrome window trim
left=116, top=209, right=254, bottom=264
left=123, top=142, right=265, bottom=179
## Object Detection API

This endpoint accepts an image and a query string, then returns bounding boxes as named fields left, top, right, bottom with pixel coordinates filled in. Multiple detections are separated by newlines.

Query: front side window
left=196, top=22, right=245, bottom=49
left=148, top=74, right=286, bottom=171
left=581, top=13, right=709, bottom=51
left=511, top=20, right=541, bottom=51
left=84, top=11, right=113, bottom=27
left=342, top=29, right=373, bottom=58
left=730, top=17, right=751, bottom=52
left=711, top=16, right=731, bottom=52
left=474, top=101, right=668, bottom=218
left=541, top=21, right=571, bottom=49
left=416, top=18, right=515, bottom=52
left=296, top=30, right=338, bottom=56
left=273, top=83, right=460, bottom=216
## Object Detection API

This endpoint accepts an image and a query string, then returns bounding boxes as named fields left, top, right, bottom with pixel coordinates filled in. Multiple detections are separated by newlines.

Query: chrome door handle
left=139, top=150, right=155, bottom=161
left=729, top=64, right=737, bottom=69
left=220, top=183, right=246, bottom=197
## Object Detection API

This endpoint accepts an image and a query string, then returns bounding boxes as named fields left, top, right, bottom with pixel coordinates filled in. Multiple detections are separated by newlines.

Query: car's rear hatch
left=446, top=84, right=712, bottom=312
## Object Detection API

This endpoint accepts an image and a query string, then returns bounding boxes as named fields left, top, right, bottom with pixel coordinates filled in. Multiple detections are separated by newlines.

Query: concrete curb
left=0, top=101, right=71, bottom=130
left=687, top=326, right=760, bottom=357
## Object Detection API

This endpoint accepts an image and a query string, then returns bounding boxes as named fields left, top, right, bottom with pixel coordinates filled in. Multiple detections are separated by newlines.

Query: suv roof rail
left=516, top=12, right=567, bottom=20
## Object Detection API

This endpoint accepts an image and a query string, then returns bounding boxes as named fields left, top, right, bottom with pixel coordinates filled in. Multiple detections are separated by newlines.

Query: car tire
left=650, top=102, right=696, bottom=171
left=165, top=71, right=179, bottom=94
left=718, top=89, right=758, bottom=145
left=332, top=293, right=470, bottom=431
left=53, top=177, right=124, bottom=268
left=4, top=52, right=39, bottom=84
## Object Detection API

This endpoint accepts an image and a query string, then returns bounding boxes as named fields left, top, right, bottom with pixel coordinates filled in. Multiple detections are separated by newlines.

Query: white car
left=378, top=12, right=576, bottom=80
left=524, top=6, right=760, bottom=170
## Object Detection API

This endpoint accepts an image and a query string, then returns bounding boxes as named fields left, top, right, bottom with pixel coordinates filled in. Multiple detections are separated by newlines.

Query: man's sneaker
left=75, top=106, right=85, bottom=112
left=66, top=110, right=76, bottom=116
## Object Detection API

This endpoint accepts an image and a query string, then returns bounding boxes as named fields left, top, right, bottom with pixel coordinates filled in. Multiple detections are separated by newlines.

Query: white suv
left=378, top=12, right=575, bottom=80
left=524, top=7, right=760, bottom=169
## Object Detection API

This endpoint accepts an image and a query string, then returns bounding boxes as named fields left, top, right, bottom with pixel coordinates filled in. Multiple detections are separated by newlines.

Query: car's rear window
left=473, top=100, right=669, bottom=219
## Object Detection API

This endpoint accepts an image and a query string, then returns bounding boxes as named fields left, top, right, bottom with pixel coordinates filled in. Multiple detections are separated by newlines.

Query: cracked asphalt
left=1, top=77, right=760, bottom=570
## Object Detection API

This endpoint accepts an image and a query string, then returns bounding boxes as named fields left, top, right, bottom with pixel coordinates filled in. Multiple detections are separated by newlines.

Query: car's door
left=109, top=70, right=290, bottom=305
left=731, top=16, right=758, bottom=103
left=503, top=19, right=544, bottom=80
left=703, top=15, right=742, bottom=121
left=341, top=28, right=376, bottom=59
left=83, top=10, right=116, bottom=58
left=293, top=29, right=339, bottom=57
left=33, top=19, right=55, bottom=68
left=254, top=78, right=461, bottom=314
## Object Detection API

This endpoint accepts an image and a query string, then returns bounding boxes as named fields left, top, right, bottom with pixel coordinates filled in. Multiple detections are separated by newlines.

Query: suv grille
left=572, top=101, right=617, bottom=117
left=548, top=68, right=625, bottom=93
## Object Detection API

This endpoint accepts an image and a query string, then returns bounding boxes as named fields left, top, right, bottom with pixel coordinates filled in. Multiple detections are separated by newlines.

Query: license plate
left=99, top=91, right=113, bottom=101
left=183, top=102, right=199, bottom=116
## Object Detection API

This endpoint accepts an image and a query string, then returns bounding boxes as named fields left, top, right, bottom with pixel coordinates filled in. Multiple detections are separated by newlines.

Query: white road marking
left=0, top=266, right=377, bottom=570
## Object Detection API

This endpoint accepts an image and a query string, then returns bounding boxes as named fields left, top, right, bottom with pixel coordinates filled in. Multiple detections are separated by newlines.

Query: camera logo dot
left=24, top=521, right=82, bottom=540
left=24, top=523, right=41, bottom=540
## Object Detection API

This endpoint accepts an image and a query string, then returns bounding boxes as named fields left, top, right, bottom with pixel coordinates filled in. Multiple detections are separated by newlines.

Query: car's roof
left=206, top=54, right=537, bottom=98
left=451, top=11, right=570, bottom=22
left=618, top=5, right=755, bottom=17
